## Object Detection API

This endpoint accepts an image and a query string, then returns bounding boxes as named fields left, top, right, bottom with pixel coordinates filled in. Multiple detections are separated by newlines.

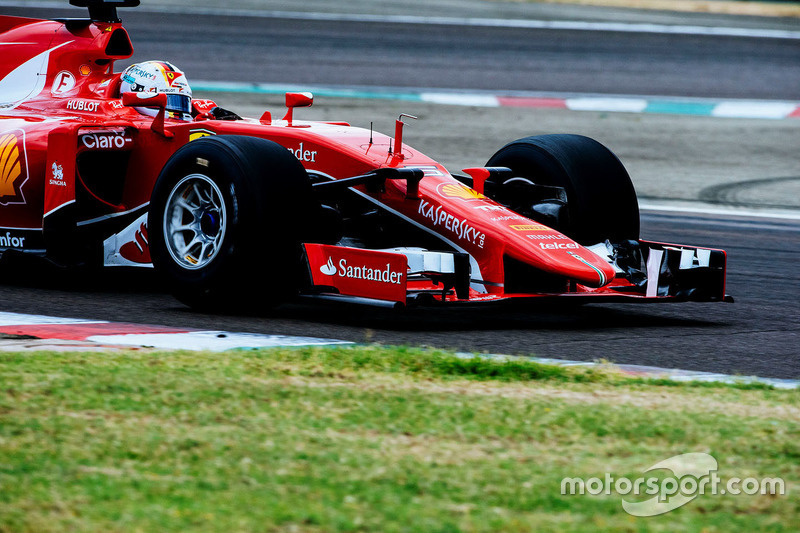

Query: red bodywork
left=0, top=11, right=728, bottom=307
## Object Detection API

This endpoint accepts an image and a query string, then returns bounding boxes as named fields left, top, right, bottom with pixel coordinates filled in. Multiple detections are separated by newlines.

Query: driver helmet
left=120, top=61, right=192, bottom=121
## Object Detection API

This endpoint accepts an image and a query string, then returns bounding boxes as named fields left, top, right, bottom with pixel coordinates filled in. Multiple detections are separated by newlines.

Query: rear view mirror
left=283, top=92, right=313, bottom=125
left=121, top=92, right=167, bottom=109
left=120, top=92, right=172, bottom=138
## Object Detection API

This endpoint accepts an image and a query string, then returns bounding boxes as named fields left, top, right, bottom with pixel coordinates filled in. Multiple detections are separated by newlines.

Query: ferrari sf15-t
left=0, top=0, right=731, bottom=310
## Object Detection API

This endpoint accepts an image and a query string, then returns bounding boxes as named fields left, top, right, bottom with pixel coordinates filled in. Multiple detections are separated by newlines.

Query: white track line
left=86, top=332, right=353, bottom=351
left=639, top=201, right=800, bottom=222
left=0, top=311, right=106, bottom=326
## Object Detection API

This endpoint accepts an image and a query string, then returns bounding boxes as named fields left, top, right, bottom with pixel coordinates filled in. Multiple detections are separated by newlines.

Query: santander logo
left=320, top=257, right=337, bottom=276
left=319, top=256, right=403, bottom=285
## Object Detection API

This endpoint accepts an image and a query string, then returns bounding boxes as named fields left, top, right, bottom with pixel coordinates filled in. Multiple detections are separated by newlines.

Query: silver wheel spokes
left=164, top=174, right=227, bottom=270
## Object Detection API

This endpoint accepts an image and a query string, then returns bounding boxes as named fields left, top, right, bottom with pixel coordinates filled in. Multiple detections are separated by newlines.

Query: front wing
left=302, top=240, right=731, bottom=307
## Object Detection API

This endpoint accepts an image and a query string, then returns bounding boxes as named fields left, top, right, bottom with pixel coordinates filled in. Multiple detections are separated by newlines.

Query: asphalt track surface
left=4, top=5, right=800, bottom=99
left=0, top=212, right=797, bottom=378
left=128, top=11, right=799, bottom=100
left=1, top=4, right=799, bottom=378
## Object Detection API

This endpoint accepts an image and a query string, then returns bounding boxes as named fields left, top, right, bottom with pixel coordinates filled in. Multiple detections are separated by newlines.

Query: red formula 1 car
left=0, top=0, right=731, bottom=310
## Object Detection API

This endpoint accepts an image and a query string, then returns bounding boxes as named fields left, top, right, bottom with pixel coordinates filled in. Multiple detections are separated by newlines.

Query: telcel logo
left=539, top=242, right=580, bottom=250
left=320, top=257, right=403, bottom=285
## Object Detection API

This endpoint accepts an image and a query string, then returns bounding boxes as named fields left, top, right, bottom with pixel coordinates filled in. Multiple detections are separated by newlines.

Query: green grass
left=0, top=346, right=797, bottom=532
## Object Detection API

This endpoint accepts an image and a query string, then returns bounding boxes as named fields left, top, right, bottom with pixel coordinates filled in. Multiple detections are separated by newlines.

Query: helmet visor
left=166, top=94, right=192, bottom=114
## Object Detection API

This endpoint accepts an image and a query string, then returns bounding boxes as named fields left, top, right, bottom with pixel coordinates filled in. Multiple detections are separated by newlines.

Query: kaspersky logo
left=0, top=130, right=28, bottom=206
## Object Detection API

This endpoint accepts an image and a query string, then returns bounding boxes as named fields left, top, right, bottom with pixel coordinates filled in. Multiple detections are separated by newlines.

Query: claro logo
left=320, top=257, right=403, bottom=285
left=80, top=132, right=133, bottom=150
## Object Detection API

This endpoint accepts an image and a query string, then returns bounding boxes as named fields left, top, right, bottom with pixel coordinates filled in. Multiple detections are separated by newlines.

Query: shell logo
left=0, top=132, right=26, bottom=202
left=437, top=182, right=487, bottom=201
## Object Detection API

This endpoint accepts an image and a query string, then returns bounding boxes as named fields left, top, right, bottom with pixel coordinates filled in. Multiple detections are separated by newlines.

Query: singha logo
left=51, top=162, right=63, bottom=181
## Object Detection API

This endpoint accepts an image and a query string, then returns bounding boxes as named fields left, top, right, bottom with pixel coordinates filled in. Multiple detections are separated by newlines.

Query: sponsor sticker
left=510, top=224, right=549, bottom=231
left=287, top=142, right=318, bottom=163
left=320, top=256, right=404, bottom=285
left=491, top=215, right=528, bottom=222
left=192, top=99, right=217, bottom=113
left=404, top=165, right=443, bottom=177
left=306, top=244, right=407, bottom=303
left=189, top=128, right=215, bottom=141
left=418, top=199, right=485, bottom=248
left=0, top=230, right=26, bottom=249
left=162, top=70, right=184, bottom=87
left=127, top=65, right=157, bottom=81
left=0, top=129, right=29, bottom=206
left=526, top=233, right=569, bottom=241
left=437, top=182, right=487, bottom=201
left=51, top=71, right=76, bottom=95
left=49, top=162, right=66, bottom=187
left=80, top=131, right=133, bottom=151
left=538, top=242, right=580, bottom=250
left=66, top=100, right=101, bottom=113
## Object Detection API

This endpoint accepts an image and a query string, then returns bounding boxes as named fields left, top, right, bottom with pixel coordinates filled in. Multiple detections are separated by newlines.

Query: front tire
left=486, top=134, right=639, bottom=244
left=148, top=135, right=315, bottom=310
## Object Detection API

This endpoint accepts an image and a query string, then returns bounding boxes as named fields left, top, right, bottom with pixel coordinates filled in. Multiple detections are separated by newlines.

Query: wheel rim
left=163, top=174, right=227, bottom=270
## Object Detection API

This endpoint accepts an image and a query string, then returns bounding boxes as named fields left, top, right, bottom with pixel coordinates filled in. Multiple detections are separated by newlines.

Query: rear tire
left=486, top=134, right=639, bottom=244
left=148, top=135, right=315, bottom=310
